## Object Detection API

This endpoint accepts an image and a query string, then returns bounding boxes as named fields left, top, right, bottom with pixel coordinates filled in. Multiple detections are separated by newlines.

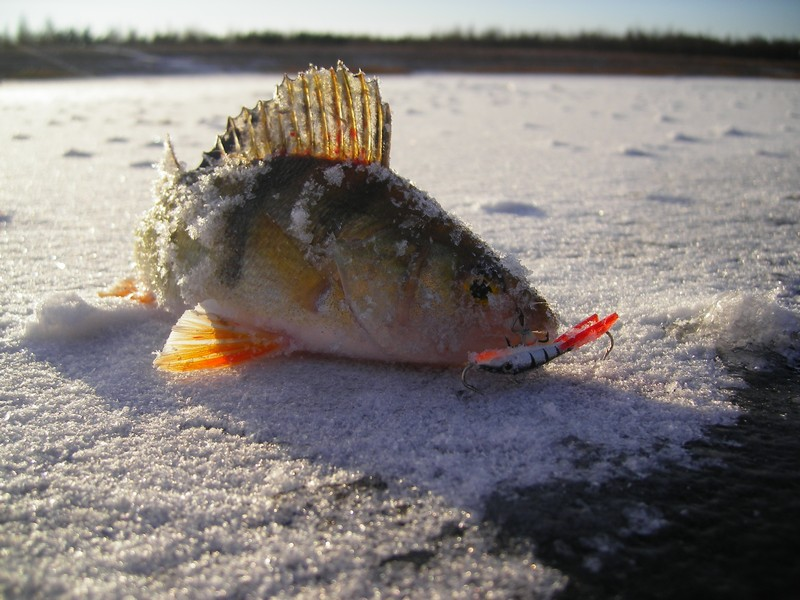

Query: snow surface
left=2, top=73, right=799, bottom=597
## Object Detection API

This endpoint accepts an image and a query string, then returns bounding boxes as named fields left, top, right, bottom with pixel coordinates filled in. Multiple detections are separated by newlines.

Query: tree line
left=4, top=20, right=799, bottom=62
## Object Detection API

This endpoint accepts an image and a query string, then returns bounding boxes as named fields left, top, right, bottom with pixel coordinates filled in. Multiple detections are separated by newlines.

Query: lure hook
left=460, top=363, right=481, bottom=394
left=601, top=331, right=615, bottom=360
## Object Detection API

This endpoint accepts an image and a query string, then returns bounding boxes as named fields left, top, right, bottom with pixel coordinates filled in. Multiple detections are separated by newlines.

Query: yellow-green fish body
left=134, top=63, right=556, bottom=370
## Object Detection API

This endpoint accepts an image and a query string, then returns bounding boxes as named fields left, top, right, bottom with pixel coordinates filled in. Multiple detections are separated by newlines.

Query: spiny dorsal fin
left=201, top=61, right=392, bottom=168
left=162, top=136, right=183, bottom=176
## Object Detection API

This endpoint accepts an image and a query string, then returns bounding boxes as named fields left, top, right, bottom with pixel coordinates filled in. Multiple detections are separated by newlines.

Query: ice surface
left=1, top=74, right=799, bottom=597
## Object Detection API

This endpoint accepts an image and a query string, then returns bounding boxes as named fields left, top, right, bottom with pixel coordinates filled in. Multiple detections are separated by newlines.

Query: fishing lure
left=461, top=313, right=619, bottom=391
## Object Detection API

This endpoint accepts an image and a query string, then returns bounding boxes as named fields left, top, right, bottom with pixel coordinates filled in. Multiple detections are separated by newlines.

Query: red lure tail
left=555, top=313, right=619, bottom=353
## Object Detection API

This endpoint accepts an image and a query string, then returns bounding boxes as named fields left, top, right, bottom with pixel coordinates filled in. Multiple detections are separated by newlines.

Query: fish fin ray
left=154, top=305, right=292, bottom=372
left=200, top=62, right=391, bottom=168
left=99, top=277, right=156, bottom=304
left=161, top=136, right=183, bottom=176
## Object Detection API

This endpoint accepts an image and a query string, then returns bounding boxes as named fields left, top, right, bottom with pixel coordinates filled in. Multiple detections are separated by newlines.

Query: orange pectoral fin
left=99, top=277, right=156, bottom=305
left=154, top=305, right=292, bottom=372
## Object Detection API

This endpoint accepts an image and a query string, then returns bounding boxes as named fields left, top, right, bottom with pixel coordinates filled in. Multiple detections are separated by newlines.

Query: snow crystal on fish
left=290, top=200, right=313, bottom=246
left=323, top=163, right=345, bottom=187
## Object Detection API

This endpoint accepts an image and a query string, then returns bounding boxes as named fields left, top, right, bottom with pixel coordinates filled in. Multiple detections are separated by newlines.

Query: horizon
left=3, top=0, right=800, bottom=42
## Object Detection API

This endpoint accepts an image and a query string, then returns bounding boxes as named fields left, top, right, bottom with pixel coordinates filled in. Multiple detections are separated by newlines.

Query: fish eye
left=502, top=362, right=514, bottom=373
left=469, top=278, right=494, bottom=301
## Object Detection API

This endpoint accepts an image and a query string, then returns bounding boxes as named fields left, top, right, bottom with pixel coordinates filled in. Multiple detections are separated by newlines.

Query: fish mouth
left=504, top=304, right=549, bottom=344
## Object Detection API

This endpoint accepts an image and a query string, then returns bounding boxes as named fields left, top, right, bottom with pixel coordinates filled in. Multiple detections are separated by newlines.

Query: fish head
left=331, top=221, right=556, bottom=365
left=450, top=253, right=557, bottom=352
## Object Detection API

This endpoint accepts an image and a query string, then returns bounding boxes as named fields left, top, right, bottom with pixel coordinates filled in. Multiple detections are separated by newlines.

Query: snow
left=2, top=73, right=799, bottom=597
left=323, top=163, right=345, bottom=187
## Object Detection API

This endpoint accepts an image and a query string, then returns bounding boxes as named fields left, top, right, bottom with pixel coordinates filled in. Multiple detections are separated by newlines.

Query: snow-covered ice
left=1, top=73, right=799, bottom=597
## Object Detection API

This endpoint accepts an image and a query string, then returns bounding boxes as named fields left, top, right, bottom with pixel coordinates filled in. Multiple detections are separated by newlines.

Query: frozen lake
left=1, top=72, right=799, bottom=597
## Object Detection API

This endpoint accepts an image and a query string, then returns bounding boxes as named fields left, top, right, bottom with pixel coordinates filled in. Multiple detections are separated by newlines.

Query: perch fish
left=120, top=62, right=614, bottom=372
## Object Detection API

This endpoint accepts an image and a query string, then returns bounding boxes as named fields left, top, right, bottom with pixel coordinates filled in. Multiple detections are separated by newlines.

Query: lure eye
left=501, top=362, right=514, bottom=374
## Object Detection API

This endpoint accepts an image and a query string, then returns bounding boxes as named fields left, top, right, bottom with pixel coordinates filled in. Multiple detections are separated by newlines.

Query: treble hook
left=460, top=363, right=481, bottom=394
left=601, top=331, right=615, bottom=360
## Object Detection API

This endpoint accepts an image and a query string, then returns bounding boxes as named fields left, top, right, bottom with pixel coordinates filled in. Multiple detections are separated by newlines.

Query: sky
left=3, top=0, right=799, bottom=40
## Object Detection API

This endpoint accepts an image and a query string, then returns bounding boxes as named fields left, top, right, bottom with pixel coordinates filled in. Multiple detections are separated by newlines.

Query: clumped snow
left=1, top=73, right=798, bottom=597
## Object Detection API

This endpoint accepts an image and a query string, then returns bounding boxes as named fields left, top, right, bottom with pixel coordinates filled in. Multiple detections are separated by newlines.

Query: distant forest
left=4, top=21, right=799, bottom=61
left=3, top=21, right=799, bottom=79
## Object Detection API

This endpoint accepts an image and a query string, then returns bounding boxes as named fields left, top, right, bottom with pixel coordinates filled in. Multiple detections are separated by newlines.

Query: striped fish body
left=134, top=64, right=556, bottom=370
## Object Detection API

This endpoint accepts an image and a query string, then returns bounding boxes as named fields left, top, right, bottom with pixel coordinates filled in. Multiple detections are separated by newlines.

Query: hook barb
left=460, top=363, right=481, bottom=393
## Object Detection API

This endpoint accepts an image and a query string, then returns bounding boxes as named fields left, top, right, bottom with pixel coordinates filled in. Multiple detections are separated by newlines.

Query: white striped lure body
left=461, top=313, right=619, bottom=391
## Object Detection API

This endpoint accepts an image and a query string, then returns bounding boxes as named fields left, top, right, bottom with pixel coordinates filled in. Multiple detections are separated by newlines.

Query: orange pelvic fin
left=99, top=277, right=156, bottom=304
left=154, top=305, right=291, bottom=372
left=555, top=313, right=619, bottom=353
